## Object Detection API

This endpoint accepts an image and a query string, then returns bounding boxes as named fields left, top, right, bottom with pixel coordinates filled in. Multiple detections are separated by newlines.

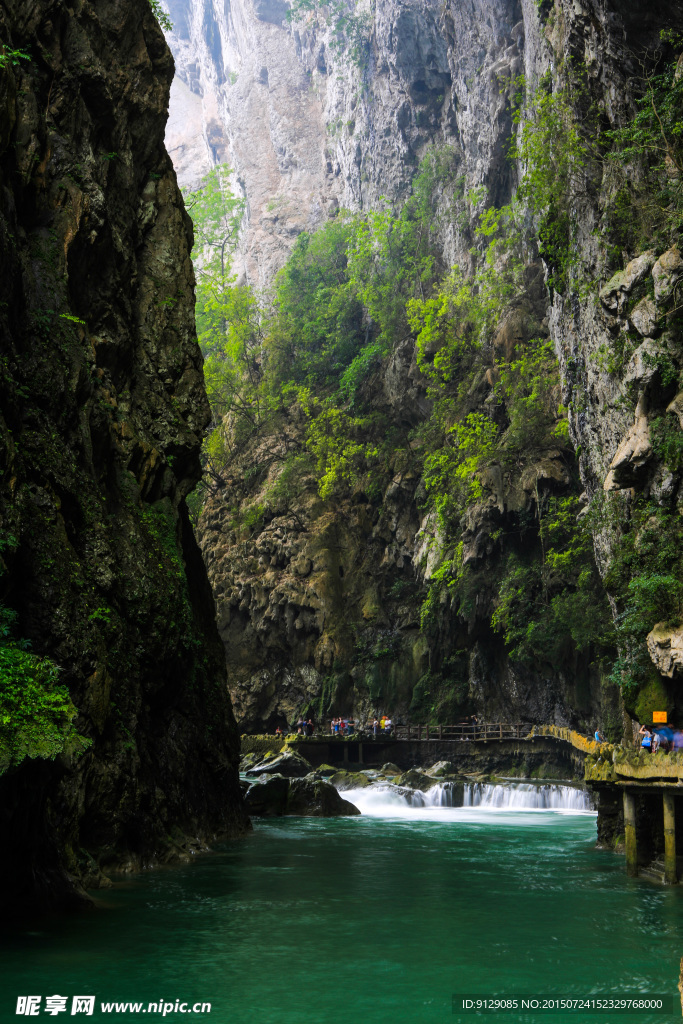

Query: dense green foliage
left=492, top=497, right=610, bottom=664
left=604, top=39, right=683, bottom=256
left=184, top=154, right=444, bottom=517
left=592, top=494, right=683, bottom=714
left=0, top=605, right=84, bottom=774
left=511, top=69, right=595, bottom=291
left=185, top=138, right=614, bottom=707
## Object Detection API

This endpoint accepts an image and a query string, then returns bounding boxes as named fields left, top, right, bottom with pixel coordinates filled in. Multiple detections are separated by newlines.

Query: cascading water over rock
left=463, top=782, right=594, bottom=812
left=341, top=781, right=594, bottom=816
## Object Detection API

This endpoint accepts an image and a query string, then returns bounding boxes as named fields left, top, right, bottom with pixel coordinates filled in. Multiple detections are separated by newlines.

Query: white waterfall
left=463, top=782, right=594, bottom=811
left=342, top=782, right=458, bottom=812
left=341, top=780, right=594, bottom=817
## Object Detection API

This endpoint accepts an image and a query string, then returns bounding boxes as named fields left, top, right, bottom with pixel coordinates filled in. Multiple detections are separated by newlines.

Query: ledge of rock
left=599, top=251, right=655, bottom=313
left=629, top=298, right=658, bottom=337
left=604, top=396, right=652, bottom=490
left=646, top=623, right=683, bottom=678
left=653, top=247, right=683, bottom=303
left=623, top=339, right=661, bottom=388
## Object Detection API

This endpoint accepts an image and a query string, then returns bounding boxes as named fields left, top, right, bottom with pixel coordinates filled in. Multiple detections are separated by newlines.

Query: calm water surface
left=2, top=806, right=682, bottom=1024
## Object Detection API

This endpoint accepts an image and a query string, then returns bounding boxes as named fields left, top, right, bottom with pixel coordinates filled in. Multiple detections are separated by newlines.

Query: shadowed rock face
left=0, top=0, right=247, bottom=911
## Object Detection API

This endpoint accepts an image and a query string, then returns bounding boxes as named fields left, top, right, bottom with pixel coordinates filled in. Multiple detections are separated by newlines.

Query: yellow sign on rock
left=653, top=711, right=668, bottom=723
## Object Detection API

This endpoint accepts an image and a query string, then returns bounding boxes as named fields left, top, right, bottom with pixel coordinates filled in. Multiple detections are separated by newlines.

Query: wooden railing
left=391, top=722, right=528, bottom=742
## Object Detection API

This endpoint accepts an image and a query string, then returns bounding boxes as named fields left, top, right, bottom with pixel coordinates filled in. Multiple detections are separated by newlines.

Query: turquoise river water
left=2, top=795, right=683, bottom=1024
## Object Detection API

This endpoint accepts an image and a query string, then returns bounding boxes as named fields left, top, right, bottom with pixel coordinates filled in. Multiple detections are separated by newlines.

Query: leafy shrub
left=0, top=607, right=85, bottom=773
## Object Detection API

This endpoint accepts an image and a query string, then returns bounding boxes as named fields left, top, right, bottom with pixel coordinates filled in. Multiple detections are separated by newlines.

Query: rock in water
left=245, top=775, right=290, bottom=816
left=248, top=750, right=312, bottom=778
left=240, top=752, right=261, bottom=771
left=396, top=769, right=439, bottom=792
left=427, top=761, right=458, bottom=778
left=286, top=779, right=361, bottom=817
left=330, top=770, right=371, bottom=791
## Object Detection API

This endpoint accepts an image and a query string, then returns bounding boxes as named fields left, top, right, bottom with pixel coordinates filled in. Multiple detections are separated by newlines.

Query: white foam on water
left=341, top=780, right=594, bottom=819
left=463, top=781, right=593, bottom=812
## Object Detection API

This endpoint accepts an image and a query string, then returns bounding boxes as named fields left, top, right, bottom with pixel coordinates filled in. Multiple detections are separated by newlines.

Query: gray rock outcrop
left=164, top=0, right=523, bottom=283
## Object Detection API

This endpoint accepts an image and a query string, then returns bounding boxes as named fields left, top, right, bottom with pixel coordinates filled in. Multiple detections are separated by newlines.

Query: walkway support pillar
left=664, top=792, right=677, bottom=885
left=623, top=790, right=638, bottom=877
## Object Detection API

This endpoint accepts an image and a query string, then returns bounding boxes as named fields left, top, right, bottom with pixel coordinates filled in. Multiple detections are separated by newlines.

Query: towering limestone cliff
left=165, top=0, right=525, bottom=283
left=166, top=0, right=683, bottom=738
left=0, top=0, right=247, bottom=910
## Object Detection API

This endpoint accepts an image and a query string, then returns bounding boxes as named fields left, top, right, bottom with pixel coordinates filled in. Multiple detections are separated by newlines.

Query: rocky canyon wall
left=0, top=0, right=247, bottom=911
left=168, top=0, right=683, bottom=735
left=164, top=0, right=527, bottom=283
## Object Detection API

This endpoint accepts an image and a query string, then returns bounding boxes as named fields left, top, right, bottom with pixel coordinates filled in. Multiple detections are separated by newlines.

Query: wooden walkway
left=392, top=722, right=529, bottom=742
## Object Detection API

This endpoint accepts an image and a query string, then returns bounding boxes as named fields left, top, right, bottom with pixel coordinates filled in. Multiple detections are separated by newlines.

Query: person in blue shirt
left=639, top=724, right=653, bottom=751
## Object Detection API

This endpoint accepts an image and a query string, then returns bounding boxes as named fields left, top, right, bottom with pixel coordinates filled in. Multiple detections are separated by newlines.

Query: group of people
left=273, top=712, right=399, bottom=738
left=273, top=715, right=396, bottom=738
left=328, top=716, right=394, bottom=737
left=287, top=718, right=314, bottom=736
left=372, top=716, right=393, bottom=736
left=330, top=717, right=356, bottom=736
left=638, top=723, right=683, bottom=753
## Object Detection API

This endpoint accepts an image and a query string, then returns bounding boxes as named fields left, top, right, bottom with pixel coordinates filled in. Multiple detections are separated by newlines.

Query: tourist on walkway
left=656, top=726, right=674, bottom=752
left=594, top=729, right=605, bottom=743
left=372, top=718, right=379, bottom=738
left=639, top=724, right=653, bottom=752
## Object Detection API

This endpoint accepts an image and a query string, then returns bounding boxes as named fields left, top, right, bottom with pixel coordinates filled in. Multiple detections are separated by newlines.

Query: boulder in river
left=329, top=770, right=371, bottom=791
left=240, top=751, right=261, bottom=771
left=379, top=763, right=402, bottom=776
left=396, top=769, right=439, bottom=792
left=245, top=774, right=290, bottom=816
left=286, top=778, right=361, bottom=816
left=248, top=750, right=312, bottom=778
left=427, top=761, right=458, bottom=778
